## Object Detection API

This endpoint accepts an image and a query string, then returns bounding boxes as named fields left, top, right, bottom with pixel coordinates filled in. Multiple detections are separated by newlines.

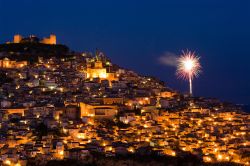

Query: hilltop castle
left=12, top=34, right=56, bottom=45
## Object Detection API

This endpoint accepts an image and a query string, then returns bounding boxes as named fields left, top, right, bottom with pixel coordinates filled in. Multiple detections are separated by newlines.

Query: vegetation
left=0, top=43, right=73, bottom=63
left=40, top=153, right=203, bottom=166
left=0, top=70, right=13, bottom=85
left=35, top=123, right=48, bottom=138
left=0, top=43, right=69, bottom=54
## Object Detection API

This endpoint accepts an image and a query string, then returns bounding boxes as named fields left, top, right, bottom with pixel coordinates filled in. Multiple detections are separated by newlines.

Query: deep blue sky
left=0, top=0, right=250, bottom=104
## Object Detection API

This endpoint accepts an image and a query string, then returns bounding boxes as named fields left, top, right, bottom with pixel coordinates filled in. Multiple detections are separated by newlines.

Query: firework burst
left=176, top=50, right=201, bottom=95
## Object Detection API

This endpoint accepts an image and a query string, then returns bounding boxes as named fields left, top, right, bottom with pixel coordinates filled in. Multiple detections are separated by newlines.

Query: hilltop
left=0, top=43, right=73, bottom=63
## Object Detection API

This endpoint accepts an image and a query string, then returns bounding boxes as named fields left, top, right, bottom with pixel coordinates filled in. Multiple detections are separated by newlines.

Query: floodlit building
left=1, top=108, right=26, bottom=116
left=103, top=97, right=124, bottom=105
left=0, top=58, right=27, bottom=68
left=12, top=34, right=56, bottom=44
left=41, top=34, right=56, bottom=44
left=80, top=102, right=118, bottom=119
left=85, top=59, right=118, bottom=84
left=14, top=34, right=22, bottom=43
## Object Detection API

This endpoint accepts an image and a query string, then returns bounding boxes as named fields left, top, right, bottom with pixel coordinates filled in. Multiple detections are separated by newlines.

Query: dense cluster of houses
left=0, top=51, right=249, bottom=165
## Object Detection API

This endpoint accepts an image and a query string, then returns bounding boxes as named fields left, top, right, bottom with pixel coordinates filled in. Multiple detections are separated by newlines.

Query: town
left=0, top=35, right=249, bottom=166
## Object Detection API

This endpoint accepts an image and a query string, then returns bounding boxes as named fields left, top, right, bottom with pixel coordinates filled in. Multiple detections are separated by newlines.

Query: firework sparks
left=176, top=51, right=201, bottom=95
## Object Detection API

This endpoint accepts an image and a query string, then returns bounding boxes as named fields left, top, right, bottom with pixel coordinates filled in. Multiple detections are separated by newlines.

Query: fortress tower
left=41, top=34, right=56, bottom=44
left=13, top=34, right=22, bottom=43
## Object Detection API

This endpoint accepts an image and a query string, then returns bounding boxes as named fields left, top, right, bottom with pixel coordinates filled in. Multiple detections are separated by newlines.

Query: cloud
left=158, top=51, right=178, bottom=67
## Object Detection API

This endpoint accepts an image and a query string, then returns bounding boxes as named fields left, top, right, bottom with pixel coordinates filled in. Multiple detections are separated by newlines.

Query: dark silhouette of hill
left=0, top=43, right=73, bottom=63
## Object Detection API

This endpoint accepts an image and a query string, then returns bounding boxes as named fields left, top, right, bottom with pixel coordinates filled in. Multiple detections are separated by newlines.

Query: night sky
left=0, top=0, right=250, bottom=104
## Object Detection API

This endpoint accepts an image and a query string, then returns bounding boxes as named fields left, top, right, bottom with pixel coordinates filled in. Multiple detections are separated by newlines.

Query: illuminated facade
left=41, top=34, right=57, bottom=44
left=103, top=97, right=124, bottom=105
left=85, top=60, right=118, bottom=83
left=159, top=91, right=177, bottom=98
left=14, top=34, right=22, bottom=43
left=0, top=58, right=28, bottom=68
left=2, top=108, right=26, bottom=116
left=80, top=102, right=118, bottom=119
left=12, top=34, right=56, bottom=44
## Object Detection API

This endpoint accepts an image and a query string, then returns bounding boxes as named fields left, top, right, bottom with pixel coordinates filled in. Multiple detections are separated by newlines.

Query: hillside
left=0, top=43, right=73, bottom=62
